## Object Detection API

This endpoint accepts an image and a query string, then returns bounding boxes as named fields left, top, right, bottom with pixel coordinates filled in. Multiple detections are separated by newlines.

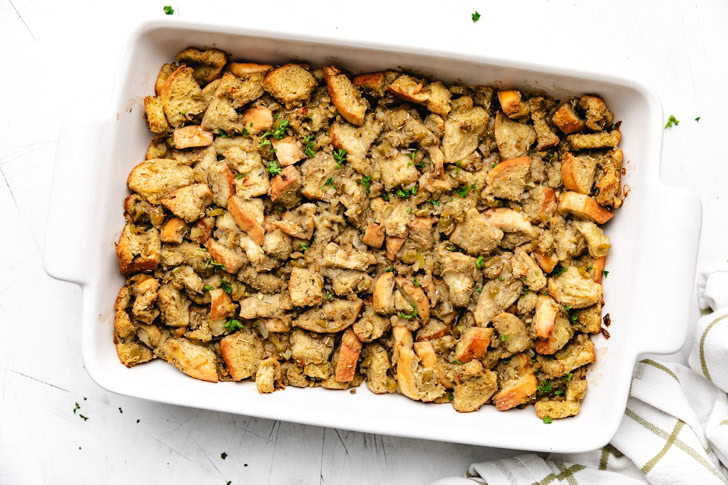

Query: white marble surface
left=1, top=1, right=727, bottom=483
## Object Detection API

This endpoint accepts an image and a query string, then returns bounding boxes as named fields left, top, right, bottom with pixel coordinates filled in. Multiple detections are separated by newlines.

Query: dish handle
left=43, top=118, right=109, bottom=286
left=633, top=184, right=702, bottom=355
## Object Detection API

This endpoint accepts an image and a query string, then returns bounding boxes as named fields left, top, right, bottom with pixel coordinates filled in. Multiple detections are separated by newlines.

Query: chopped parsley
left=303, top=135, right=317, bottom=158
left=542, top=416, right=552, bottom=424
left=665, top=115, right=680, bottom=129
left=299, top=243, right=310, bottom=252
left=399, top=304, right=418, bottom=320
left=273, top=120, right=290, bottom=139
left=430, top=199, right=440, bottom=207
left=603, top=270, right=609, bottom=277
left=79, top=414, right=89, bottom=421
left=521, top=287, right=530, bottom=296
left=491, top=162, right=496, bottom=168
left=566, top=372, right=574, bottom=381
left=501, top=334, right=508, bottom=342
left=119, top=407, right=123, bottom=414
left=360, top=175, right=372, bottom=191
left=475, top=287, right=482, bottom=293
left=333, top=148, right=347, bottom=167
left=137, top=419, right=140, bottom=423
left=448, top=245, right=456, bottom=251
left=564, top=304, right=571, bottom=311
left=385, top=265, right=394, bottom=272
left=570, top=313, right=579, bottom=323
left=537, top=380, right=552, bottom=395
left=554, top=390, right=564, bottom=396
left=413, top=278, right=420, bottom=287
left=258, top=133, right=272, bottom=148
left=73, top=402, right=80, bottom=414
left=321, top=177, right=336, bottom=191
left=235, top=173, right=244, bottom=180
left=205, top=258, right=226, bottom=271
left=406, top=207, right=412, bottom=214
left=221, top=281, right=232, bottom=294
left=163, top=5, right=174, bottom=15
left=224, top=320, right=243, bottom=332
left=203, top=284, right=213, bottom=291
left=451, top=359, right=464, bottom=365
left=551, top=265, right=567, bottom=277
left=382, top=193, right=389, bottom=201
left=476, top=255, right=485, bottom=269
left=586, top=266, right=593, bottom=271
left=327, top=293, right=333, bottom=302
left=498, top=276, right=505, bottom=281
left=408, top=150, right=417, bottom=161
left=503, top=358, right=511, bottom=365
left=396, top=185, right=418, bottom=199
left=266, top=161, right=283, bottom=176
left=448, top=392, right=454, bottom=401
left=221, top=452, right=228, bottom=460
left=695, top=116, right=701, bottom=122
left=217, top=128, right=229, bottom=138
left=457, top=184, right=476, bottom=198
left=471, top=11, right=481, bottom=22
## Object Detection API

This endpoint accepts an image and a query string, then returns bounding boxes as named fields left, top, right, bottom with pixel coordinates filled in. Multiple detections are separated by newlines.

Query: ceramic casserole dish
left=44, top=19, right=702, bottom=453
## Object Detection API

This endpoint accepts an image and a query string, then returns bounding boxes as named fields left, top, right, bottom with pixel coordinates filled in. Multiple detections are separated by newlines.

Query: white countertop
left=1, top=1, right=727, bottom=483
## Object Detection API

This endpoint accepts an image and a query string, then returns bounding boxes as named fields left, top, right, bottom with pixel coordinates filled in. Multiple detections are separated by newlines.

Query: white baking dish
left=44, top=19, right=702, bottom=453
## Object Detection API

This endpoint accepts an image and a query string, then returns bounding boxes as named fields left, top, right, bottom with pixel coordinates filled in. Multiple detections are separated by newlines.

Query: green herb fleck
left=570, top=313, right=579, bottom=323
left=501, top=334, right=508, bottom=342
left=665, top=115, right=680, bottom=129
left=299, top=243, right=310, bottom=252
left=221, top=452, right=228, bottom=460
left=498, top=276, right=505, bottom=281
left=551, top=266, right=567, bottom=277
left=266, top=161, right=283, bottom=176
left=327, top=293, right=333, bottom=302
left=458, top=184, right=476, bottom=198
left=408, top=150, right=417, bottom=161
left=119, top=407, right=123, bottom=414
left=273, top=120, right=290, bottom=139
left=406, top=207, right=412, bottom=214
left=221, top=281, right=232, bottom=294
left=451, top=359, right=464, bottom=365
left=491, top=162, right=496, bottom=168
left=554, top=390, right=564, bottom=396
left=205, top=258, right=226, bottom=271
left=603, top=270, right=609, bottom=277
left=543, top=416, right=552, bottom=424
left=360, top=175, right=372, bottom=192
left=399, top=306, right=418, bottom=320
left=471, top=11, right=481, bottom=22
left=503, top=358, right=511, bottom=365
left=396, top=185, right=418, bottom=199
left=333, top=148, right=347, bottom=167
left=448, top=392, right=454, bottom=401
left=163, top=5, right=174, bottom=15
left=564, top=304, right=571, bottom=311
left=321, top=177, right=336, bottom=191
left=242, top=128, right=251, bottom=136
left=385, top=265, right=394, bottom=272
left=430, top=199, right=440, bottom=207
left=224, top=320, right=243, bottom=332
left=217, top=128, right=229, bottom=138
left=413, top=278, right=420, bottom=287
left=476, top=255, right=484, bottom=269
left=382, top=193, right=390, bottom=201
left=303, top=135, right=317, bottom=158
left=475, top=287, right=482, bottom=293
left=695, top=116, right=701, bottom=122
left=566, top=372, right=573, bottom=381
left=79, top=414, right=89, bottom=421
left=73, top=402, right=80, bottom=414
left=586, top=266, right=593, bottom=271
left=203, top=285, right=213, bottom=291
left=521, top=287, right=529, bottom=296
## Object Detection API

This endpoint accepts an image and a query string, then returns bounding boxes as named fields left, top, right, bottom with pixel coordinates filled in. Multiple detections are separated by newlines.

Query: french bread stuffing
left=114, top=47, right=624, bottom=420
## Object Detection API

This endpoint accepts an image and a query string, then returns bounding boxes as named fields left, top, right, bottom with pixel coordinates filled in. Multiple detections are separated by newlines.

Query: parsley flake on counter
left=73, top=402, right=80, bottom=414
left=476, top=255, right=484, bottom=269
left=224, top=320, right=243, bottom=332
left=333, top=148, right=347, bottom=167
left=79, top=414, right=89, bottom=421
left=119, top=407, right=123, bottom=414
left=163, top=5, right=174, bottom=15
left=266, top=161, right=283, bottom=176
left=471, top=11, right=481, bottom=22
left=665, top=115, right=680, bottom=128
left=695, top=116, right=701, bottom=122
left=221, top=452, right=228, bottom=460
left=542, top=416, right=552, bottom=424
left=603, top=270, right=609, bottom=277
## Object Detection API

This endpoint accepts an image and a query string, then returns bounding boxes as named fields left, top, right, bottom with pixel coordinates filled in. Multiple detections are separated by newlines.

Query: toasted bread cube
left=373, top=273, right=395, bottom=314
left=161, top=183, right=213, bottom=223
left=391, top=327, right=420, bottom=400
left=415, top=319, right=452, bottom=342
left=474, top=278, right=523, bottom=326
left=452, top=362, right=498, bottom=413
left=524, top=186, right=558, bottom=223
left=533, top=250, right=559, bottom=274
left=362, top=222, right=385, bottom=249
left=353, top=72, right=385, bottom=93
left=414, top=340, right=453, bottom=389
left=483, top=208, right=538, bottom=239
left=493, top=353, right=538, bottom=411
left=512, top=247, right=547, bottom=291
left=290, top=329, right=335, bottom=364
left=561, top=152, right=597, bottom=195
left=206, top=161, right=235, bottom=208
left=592, top=256, right=606, bottom=284
left=300, top=152, right=338, bottom=201
left=158, top=337, right=218, bottom=382
left=361, top=344, right=396, bottom=394
left=595, top=149, right=623, bottom=207
left=494, top=111, right=536, bottom=160
left=538, top=334, right=596, bottom=378
left=160, top=217, right=188, bottom=243
left=256, top=358, right=282, bottom=393
left=558, top=191, right=613, bottom=224
left=498, top=90, right=530, bottom=120
left=395, top=276, right=431, bottom=323
left=552, top=103, right=585, bottom=135
left=568, top=130, right=621, bottom=151
left=324, top=66, right=367, bottom=126
left=214, top=71, right=265, bottom=108
left=334, top=328, right=363, bottom=382
left=144, top=96, right=169, bottom=134
left=269, top=165, right=301, bottom=208
left=204, top=238, right=245, bottom=273
left=263, top=64, right=317, bottom=108
left=201, top=96, right=244, bottom=134
left=227, top=195, right=264, bottom=245
left=439, top=250, right=476, bottom=307
left=289, top=267, right=324, bottom=307
left=116, top=224, right=161, bottom=275
left=241, top=107, right=273, bottom=135
left=127, top=159, right=195, bottom=205
left=487, top=156, right=531, bottom=200
left=454, top=327, right=493, bottom=363
left=158, top=283, right=191, bottom=327
left=492, top=312, right=531, bottom=354
left=450, top=208, right=504, bottom=255
left=573, top=303, right=602, bottom=334
left=159, top=66, right=207, bottom=129
left=573, top=220, right=611, bottom=258
left=176, top=48, right=227, bottom=85
left=155, top=63, right=177, bottom=96
left=442, top=105, right=489, bottom=163
left=173, top=126, right=214, bottom=149
left=381, top=153, right=419, bottom=191
left=234, top=161, right=270, bottom=199
left=548, top=266, right=602, bottom=309
left=534, top=295, right=560, bottom=339
left=207, top=288, right=234, bottom=321
left=190, top=216, right=214, bottom=244
left=220, top=330, right=264, bottom=381
left=330, top=114, right=384, bottom=174
left=535, top=399, right=582, bottom=420
left=579, top=95, right=613, bottom=132
left=229, top=62, right=272, bottom=76
left=272, top=136, right=304, bottom=167
left=385, top=236, right=406, bottom=260
left=424, top=81, right=452, bottom=117
left=116, top=342, right=154, bottom=368
left=323, top=242, right=376, bottom=271
left=529, top=96, right=560, bottom=149
left=534, top=310, right=573, bottom=355
left=388, top=74, right=428, bottom=104
left=293, top=299, right=363, bottom=334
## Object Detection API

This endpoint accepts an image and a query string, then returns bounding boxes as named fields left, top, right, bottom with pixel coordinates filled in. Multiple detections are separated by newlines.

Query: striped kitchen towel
left=434, top=263, right=728, bottom=485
